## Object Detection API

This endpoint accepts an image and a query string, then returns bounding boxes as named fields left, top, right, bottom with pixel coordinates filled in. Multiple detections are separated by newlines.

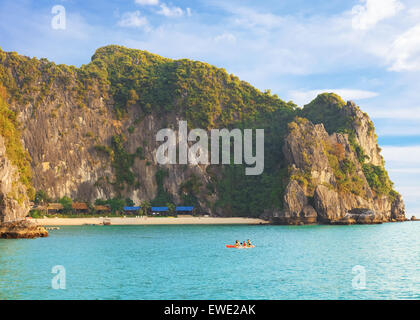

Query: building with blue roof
left=151, top=207, right=169, bottom=212
left=123, top=206, right=140, bottom=214
left=176, top=206, right=194, bottom=212
left=151, top=207, right=169, bottom=216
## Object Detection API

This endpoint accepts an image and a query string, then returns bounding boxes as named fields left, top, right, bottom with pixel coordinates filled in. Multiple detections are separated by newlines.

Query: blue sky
left=0, top=0, right=420, bottom=214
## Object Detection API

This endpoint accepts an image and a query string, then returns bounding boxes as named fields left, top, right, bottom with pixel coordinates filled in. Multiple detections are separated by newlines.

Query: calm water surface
left=0, top=222, right=419, bottom=299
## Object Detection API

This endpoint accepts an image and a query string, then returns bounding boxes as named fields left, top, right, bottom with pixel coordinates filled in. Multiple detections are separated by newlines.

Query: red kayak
left=226, top=244, right=255, bottom=248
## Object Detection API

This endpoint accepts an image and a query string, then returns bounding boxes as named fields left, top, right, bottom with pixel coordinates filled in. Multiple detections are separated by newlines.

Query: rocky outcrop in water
left=0, top=220, right=48, bottom=239
left=275, top=109, right=405, bottom=225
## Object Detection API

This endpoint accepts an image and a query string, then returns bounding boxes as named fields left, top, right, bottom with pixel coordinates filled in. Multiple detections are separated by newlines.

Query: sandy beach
left=33, top=216, right=269, bottom=226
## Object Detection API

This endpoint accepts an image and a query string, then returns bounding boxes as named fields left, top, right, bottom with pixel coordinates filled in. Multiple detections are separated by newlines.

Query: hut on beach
left=72, top=202, right=89, bottom=214
left=94, top=205, right=111, bottom=213
left=47, top=203, right=64, bottom=214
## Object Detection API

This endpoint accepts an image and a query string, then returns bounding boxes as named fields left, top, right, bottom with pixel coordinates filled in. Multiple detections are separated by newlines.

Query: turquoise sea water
left=0, top=222, right=419, bottom=300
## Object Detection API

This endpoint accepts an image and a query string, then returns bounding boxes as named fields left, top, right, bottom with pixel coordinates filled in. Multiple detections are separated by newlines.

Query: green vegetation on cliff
left=110, top=134, right=137, bottom=192
left=301, top=93, right=350, bottom=133
left=88, top=45, right=295, bottom=128
left=151, top=168, right=173, bottom=206
left=324, top=141, right=365, bottom=197
left=362, top=163, right=397, bottom=200
left=216, top=165, right=288, bottom=216
left=178, top=174, right=202, bottom=209
left=0, top=48, right=99, bottom=111
left=95, top=133, right=145, bottom=194
left=0, top=85, right=34, bottom=200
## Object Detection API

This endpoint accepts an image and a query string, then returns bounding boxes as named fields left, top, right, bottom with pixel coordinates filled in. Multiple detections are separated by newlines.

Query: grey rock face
left=274, top=180, right=317, bottom=224
left=313, top=185, right=341, bottom=223
left=283, top=180, right=307, bottom=215
left=10, top=87, right=217, bottom=211
left=391, top=194, right=406, bottom=221
left=342, top=101, right=383, bottom=166
left=274, top=112, right=406, bottom=225
left=283, top=121, right=335, bottom=189
left=0, top=136, right=30, bottom=223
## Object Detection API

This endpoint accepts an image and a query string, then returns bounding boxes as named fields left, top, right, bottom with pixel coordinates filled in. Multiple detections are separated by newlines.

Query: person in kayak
left=247, top=239, right=252, bottom=246
left=234, top=240, right=241, bottom=247
left=242, top=241, right=248, bottom=247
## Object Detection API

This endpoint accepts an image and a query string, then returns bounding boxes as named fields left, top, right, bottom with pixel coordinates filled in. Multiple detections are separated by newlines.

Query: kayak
left=226, top=245, right=255, bottom=249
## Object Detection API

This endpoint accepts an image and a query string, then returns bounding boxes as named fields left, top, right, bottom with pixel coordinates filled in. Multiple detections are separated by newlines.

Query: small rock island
left=270, top=97, right=405, bottom=224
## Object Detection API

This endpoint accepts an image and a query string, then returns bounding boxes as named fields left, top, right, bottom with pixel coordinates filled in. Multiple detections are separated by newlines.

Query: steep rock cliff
left=0, top=46, right=405, bottom=222
left=0, top=89, right=48, bottom=237
left=276, top=113, right=405, bottom=224
left=0, top=136, right=29, bottom=222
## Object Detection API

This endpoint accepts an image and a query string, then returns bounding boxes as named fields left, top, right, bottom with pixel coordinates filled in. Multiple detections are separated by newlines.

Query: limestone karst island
left=0, top=45, right=407, bottom=238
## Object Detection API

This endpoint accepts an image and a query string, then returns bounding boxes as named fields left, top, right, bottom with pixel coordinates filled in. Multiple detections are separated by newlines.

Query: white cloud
left=370, top=106, right=420, bottom=120
left=214, top=33, right=236, bottom=43
left=392, top=186, right=420, bottom=214
left=389, top=168, right=420, bottom=173
left=407, top=7, right=420, bottom=18
left=351, top=0, right=404, bottom=30
left=135, top=0, right=159, bottom=5
left=380, top=145, right=420, bottom=214
left=381, top=146, right=420, bottom=163
left=377, top=124, right=420, bottom=136
left=228, top=6, right=285, bottom=29
left=157, top=3, right=184, bottom=17
left=288, top=89, right=378, bottom=106
left=117, top=11, right=150, bottom=29
left=395, top=186, right=420, bottom=197
left=216, top=2, right=419, bottom=74
left=387, top=24, right=420, bottom=71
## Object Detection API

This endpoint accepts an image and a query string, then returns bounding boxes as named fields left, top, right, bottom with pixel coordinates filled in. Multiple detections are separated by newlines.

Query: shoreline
left=33, top=216, right=269, bottom=226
